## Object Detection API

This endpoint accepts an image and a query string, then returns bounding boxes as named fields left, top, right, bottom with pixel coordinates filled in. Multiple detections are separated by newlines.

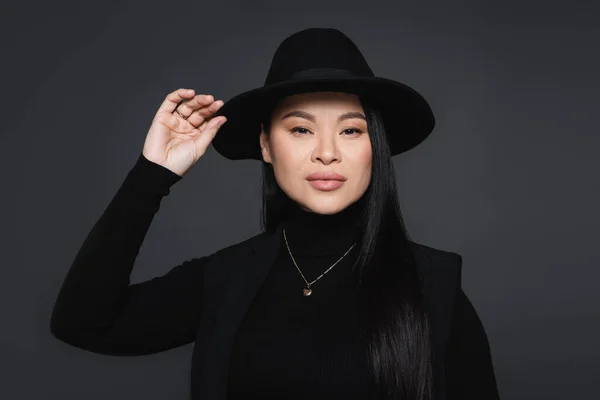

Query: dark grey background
left=2, top=1, right=598, bottom=399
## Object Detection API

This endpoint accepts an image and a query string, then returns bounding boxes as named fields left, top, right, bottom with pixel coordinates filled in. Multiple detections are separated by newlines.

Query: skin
left=259, top=91, right=372, bottom=215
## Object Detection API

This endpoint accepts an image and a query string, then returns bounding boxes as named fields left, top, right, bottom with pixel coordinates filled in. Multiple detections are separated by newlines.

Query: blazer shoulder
left=200, top=228, right=275, bottom=282
left=209, top=229, right=268, bottom=257
left=409, top=240, right=463, bottom=295
left=409, top=240, right=463, bottom=265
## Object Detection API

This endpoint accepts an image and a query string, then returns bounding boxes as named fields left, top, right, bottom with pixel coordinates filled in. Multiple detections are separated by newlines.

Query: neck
left=281, top=198, right=364, bottom=256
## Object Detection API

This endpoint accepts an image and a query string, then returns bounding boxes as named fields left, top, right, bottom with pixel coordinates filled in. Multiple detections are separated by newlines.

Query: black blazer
left=183, top=223, right=499, bottom=400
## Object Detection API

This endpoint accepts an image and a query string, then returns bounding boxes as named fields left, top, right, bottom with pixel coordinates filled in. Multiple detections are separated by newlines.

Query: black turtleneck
left=227, top=199, right=376, bottom=399
left=281, top=198, right=364, bottom=257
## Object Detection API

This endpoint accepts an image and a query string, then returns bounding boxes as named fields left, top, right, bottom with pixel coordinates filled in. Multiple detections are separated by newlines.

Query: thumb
left=194, top=116, right=227, bottom=155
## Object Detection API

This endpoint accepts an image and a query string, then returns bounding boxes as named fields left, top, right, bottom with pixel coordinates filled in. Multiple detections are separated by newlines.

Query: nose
left=310, top=133, right=341, bottom=165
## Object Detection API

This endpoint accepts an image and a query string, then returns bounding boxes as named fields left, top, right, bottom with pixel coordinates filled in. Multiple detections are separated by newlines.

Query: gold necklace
left=283, top=228, right=356, bottom=296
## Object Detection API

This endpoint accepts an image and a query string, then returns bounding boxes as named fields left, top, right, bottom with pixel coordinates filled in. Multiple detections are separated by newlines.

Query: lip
left=308, top=180, right=345, bottom=191
left=306, top=172, right=347, bottom=181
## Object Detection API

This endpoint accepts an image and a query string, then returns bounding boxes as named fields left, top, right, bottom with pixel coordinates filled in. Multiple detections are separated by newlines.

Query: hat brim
left=212, top=76, right=435, bottom=160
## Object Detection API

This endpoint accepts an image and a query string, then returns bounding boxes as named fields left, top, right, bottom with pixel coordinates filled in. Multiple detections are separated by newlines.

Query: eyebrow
left=280, top=110, right=366, bottom=122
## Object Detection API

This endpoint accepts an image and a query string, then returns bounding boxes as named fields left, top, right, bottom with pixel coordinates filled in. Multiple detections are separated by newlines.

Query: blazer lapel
left=192, top=224, right=283, bottom=400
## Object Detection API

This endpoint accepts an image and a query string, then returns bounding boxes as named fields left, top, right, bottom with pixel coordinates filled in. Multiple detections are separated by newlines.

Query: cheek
left=269, top=138, right=304, bottom=188
left=357, top=144, right=373, bottom=178
left=270, top=136, right=297, bottom=167
left=360, top=146, right=372, bottom=164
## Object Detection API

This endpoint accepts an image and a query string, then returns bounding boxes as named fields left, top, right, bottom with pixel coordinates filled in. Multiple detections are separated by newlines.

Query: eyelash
left=290, top=127, right=363, bottom=135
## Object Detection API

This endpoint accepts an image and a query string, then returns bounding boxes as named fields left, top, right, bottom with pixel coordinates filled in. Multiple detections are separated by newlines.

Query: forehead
left=274, top=91, right=363, bottom=113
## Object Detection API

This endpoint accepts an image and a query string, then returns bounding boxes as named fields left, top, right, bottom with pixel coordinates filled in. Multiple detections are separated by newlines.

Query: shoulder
left=409, top=240, right=463, bottom=266
left=208, top=230, right=268, bottom=258
left=199, top=228, right=275, bottom=281
left=409, top=241, right=463, bottom=289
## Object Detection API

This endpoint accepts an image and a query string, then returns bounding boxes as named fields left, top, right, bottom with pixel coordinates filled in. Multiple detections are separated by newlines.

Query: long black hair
left=259, top=93, right=433, bottom=400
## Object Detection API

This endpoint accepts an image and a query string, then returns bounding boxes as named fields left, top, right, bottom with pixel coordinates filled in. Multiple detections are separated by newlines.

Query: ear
left=259, top=125, right=272, bottom=164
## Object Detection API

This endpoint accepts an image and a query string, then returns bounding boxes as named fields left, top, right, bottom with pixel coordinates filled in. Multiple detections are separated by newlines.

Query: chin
left=298, top=197, right=354, bottom=215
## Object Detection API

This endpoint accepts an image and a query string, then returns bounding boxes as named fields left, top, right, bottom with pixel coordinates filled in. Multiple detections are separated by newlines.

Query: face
left=259, top=91, right=372, bottom=215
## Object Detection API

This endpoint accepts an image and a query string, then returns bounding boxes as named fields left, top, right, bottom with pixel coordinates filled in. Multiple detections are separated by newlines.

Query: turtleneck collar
left=281, top=197, right=365, bottom=257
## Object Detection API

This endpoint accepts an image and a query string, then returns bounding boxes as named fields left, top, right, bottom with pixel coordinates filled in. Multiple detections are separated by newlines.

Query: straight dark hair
left=259, top=94, right=433, bottom=400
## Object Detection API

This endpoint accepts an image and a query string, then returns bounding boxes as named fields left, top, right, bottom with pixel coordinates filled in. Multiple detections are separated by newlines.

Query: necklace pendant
left=303, top=287, right=312, bottom=296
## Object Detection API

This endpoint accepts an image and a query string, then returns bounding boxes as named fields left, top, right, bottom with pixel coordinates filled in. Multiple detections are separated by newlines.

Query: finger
left=157, top=88, right=196, bottom=115
left=188, top=100, right=224, bottom=127
left=176, top=94, right=215, bottom=117
left=194, top=101, right=225, bottom=130
left=194, top=116, right=227, bottom=155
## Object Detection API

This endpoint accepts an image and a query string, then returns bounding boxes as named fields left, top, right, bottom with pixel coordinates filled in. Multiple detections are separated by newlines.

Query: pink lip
left=308, top=180, right=345, bottom=191
left=306, top=172, right=347, bottom=181
left=306, top=172, right=346, bottom=191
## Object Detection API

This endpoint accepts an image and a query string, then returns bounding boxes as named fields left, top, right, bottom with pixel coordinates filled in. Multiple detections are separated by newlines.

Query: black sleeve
left=50, top=152, right=210, bottom=356
left=445, top=289, right=501, bottom=399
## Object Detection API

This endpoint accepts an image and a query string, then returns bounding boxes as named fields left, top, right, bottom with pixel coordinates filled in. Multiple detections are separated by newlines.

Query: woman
left=50, top=28, right=500, bottom=399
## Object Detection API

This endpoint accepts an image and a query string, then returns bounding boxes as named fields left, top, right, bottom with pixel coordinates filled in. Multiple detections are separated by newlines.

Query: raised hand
left=142, top=88, right=227, bottom=177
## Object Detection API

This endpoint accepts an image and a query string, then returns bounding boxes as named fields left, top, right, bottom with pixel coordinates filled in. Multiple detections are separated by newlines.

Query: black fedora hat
left=212, top=27, right=435, bottom=160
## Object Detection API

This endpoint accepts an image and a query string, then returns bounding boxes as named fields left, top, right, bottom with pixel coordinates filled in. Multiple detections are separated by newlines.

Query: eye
left=342, top=128, right=363, bottom=135
left=290, top=127, right=311, bottom=135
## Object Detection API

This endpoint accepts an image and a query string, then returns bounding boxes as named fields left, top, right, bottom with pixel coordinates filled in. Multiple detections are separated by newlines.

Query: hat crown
left=264, top=28, right=374, bottom=85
